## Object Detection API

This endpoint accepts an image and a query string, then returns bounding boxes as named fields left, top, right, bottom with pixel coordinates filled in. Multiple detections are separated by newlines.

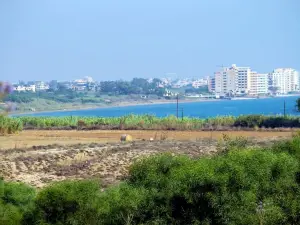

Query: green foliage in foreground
left=4, top=136, right=300, bottom=224
left=13, top=114, right=300, bottom=130
left=0, top=180, right=36, bottom=225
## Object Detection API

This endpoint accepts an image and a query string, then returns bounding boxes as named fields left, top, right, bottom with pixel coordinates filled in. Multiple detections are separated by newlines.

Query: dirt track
left=0, top=130, right=294, bottom=150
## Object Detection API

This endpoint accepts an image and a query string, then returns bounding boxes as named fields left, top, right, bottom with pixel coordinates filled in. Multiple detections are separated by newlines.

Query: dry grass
left=0, top=130, right=294, bottom=150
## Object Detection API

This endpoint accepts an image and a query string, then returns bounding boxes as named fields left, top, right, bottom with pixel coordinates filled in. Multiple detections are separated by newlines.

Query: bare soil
left=0, top=130, right=294, bottom=150
left=0, top=130, right=293, bottom=188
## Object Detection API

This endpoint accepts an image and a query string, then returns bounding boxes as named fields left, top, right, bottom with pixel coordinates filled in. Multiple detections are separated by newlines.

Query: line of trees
left=98, top=78, right=164, bottom=95
left=4, top=78, right=167, bottom=104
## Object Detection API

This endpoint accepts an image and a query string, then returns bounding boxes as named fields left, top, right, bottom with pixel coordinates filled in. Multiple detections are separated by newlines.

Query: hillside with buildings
left=4, top=65, right=300, bottom=113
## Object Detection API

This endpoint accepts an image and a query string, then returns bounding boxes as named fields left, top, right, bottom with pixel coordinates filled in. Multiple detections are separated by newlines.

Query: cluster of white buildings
left=71, top=76, right=95, bottom=91
left=14, top=81, right=49, bottom=92
left=13, top=77, right=96, bottom=93
left=147, top=77, right=209, bottom=89
left=191, top=78, right=208, bottom=88
left=209, top=64, right=299, bottom=96
left=164, top=78, right=208, bottom=89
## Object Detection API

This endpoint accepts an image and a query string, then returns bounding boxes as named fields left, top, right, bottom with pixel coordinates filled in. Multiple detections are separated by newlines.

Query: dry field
left=0, top=130, right=294, bottom=150
left=0, top=130, right=294, bottom=188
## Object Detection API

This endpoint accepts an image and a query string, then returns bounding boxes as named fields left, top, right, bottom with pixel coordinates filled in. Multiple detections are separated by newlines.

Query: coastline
left=11, top=94, right=300, bottom=117
left=11, top=98, right=220, bottom=116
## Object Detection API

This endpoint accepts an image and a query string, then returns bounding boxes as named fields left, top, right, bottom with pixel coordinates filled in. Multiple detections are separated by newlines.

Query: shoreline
left=10, top=94, right=300, bottom=116
left=12, top=98, right=220, bottom=116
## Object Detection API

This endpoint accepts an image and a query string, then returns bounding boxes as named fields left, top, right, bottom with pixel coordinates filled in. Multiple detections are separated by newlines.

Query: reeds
left=10, top=114, right=300, bottom=131
left=0, top=115, right=23, bottom=135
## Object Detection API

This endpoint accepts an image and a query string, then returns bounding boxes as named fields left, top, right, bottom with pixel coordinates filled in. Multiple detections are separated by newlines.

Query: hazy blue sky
left=0, top=0, right=299, bottom=82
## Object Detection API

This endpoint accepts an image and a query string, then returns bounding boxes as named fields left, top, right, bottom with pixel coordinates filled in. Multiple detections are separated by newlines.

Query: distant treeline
left=3, top=135, right=300, bottom=224
left=4, top=78, right=167, bottom=104
left=4, top=91, right=87, bottom=103
left=98, top=78, right=165, bottom=95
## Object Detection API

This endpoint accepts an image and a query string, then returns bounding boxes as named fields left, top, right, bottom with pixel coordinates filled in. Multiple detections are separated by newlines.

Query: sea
left=18, top=96, right=300, bottom=118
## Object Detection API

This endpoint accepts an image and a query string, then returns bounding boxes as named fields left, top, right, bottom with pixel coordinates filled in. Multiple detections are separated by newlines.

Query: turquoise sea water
left=19, top=96, right=300, bottom=118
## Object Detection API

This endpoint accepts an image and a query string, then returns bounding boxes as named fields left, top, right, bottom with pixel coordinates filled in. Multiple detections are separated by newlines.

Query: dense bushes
left=4, top=91, right=85, bottom=104
left=234, top=115, right=300, bottom=128
left=4, top=94, right=34, bottom=103
left=24, top=180, right=102, bottom=225
left=127, top=150, right=300, bottom=224
left=4, top=137, right=300, bottom=224
left=0, top=179, right=35, bottom=225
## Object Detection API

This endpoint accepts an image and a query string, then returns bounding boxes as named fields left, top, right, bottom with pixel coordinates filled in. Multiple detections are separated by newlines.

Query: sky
left=0, top=0, right=299, bottom=82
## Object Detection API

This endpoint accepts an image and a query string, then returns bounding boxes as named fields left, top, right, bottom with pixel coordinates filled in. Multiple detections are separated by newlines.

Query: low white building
left=160, top=78, right=172, bottom=86
left=191, top=78, right=208, bottom=88
left=163, top=89, right=177, bottom=97
left=14, top=85, right=36, bottom=92
left=173, top=79, right=190, bottom=88
left=35, top=81, right=49, bottom=91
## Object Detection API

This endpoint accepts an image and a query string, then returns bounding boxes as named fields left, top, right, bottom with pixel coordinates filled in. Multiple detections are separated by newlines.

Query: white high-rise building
left=215, top=66, right=237, bottom=95
left=248, top=72, right=268, bottom=95
left=235, top=65, right=251, bottom=94
left=214, top=64, right=251, bottom=95
left=214, top=71, right=223, bottom=94
left=269, top=68, right=299, bottom=94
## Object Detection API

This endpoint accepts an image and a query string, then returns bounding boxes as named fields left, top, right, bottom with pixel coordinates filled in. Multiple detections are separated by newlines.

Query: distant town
left=10, top=64, right=300, bottom=99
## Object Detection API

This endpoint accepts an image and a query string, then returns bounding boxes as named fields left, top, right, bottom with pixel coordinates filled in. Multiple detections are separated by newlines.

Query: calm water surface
left=19, top=96, right=300, bottom=118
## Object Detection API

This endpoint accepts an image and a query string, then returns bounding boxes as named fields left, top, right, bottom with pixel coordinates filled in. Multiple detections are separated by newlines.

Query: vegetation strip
left=2, top=114, right=300, bottom=134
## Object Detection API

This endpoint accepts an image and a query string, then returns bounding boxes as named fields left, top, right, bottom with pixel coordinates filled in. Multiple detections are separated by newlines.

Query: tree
left=49, top=80, right=58, bottom=91
left=99, top=81, right=116, bottom=94
left=56, top=83, right=69, bottom=93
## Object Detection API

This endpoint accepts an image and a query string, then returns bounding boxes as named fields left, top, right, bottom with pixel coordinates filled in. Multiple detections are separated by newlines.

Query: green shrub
left=128, top=154, right=190, bottom=189
left=95, top=183, right=149, bottom=225
left=27, top=179, right=101, bottom=225
left=0, top=179, right=35, bottom=225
